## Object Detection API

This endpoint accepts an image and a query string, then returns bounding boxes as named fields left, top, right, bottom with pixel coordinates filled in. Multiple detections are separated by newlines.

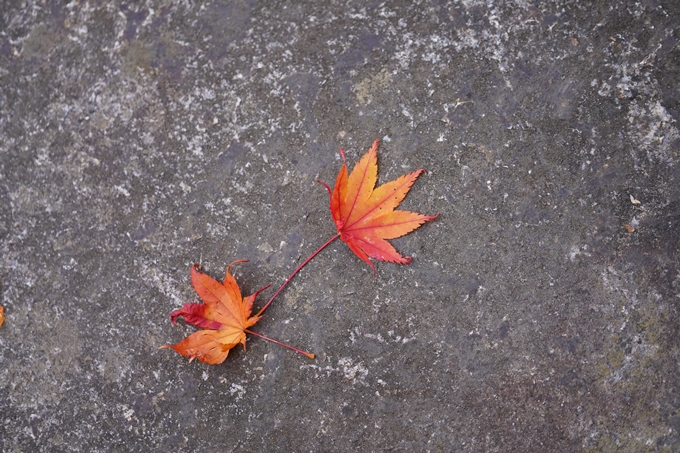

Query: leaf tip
left=339, top=148, right=347, bottom=164
left=317, top=180, right=333, bottom=195
left=226, top=259, right=249, bottom=274
left=169, top=309, right=181, bottom=325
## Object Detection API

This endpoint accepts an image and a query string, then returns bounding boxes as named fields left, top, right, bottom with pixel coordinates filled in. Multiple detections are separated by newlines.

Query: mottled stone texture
left=1, top=0, right=679, bottom=451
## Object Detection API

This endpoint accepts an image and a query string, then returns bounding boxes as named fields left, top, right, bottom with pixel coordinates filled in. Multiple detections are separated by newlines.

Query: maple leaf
left=319, top=139, right=438, bottom=273
left=0, top=304, right=4, bottom=327
left=246, top=140, right=439, bottom=320
left=161, top=261, right=266, bottom=364
left=162, top=261, right=314, bottom=364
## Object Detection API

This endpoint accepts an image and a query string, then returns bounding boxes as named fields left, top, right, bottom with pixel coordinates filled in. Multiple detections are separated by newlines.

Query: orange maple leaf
left=162, top=261, right=314, bottom=364
left=161, top=261, right=266, bottom=364
left=0, top=304, right=4, bottom=327
left=239, top=140, right=439, bottom=321
left=319, top=139, right=439, bottom=273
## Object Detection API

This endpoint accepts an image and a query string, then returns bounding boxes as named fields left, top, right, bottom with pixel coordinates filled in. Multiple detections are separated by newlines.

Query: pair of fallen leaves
left=164, top=140, right=438, bottom=364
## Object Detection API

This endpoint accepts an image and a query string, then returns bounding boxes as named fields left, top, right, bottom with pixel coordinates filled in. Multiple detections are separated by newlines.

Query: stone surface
left=1, top=1, right=679, bottom=451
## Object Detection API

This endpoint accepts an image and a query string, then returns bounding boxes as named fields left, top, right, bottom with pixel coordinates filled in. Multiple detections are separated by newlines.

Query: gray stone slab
left=1, top=0, right=679, bottom=451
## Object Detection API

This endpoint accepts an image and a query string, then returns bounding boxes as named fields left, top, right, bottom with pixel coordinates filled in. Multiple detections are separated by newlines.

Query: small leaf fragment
left=630, top=194, right=641, bottom=205
left=624, top=224, right=635, bottom=233
left=0, top=305, right=4, bottom=327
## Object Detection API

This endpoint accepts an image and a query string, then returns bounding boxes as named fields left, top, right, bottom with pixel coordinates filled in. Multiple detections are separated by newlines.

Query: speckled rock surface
left=1, top=1, right=679, bottom=451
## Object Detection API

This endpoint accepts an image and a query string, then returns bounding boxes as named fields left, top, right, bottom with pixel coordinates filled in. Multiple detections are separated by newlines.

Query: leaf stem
left=245, top=329, right=315, bottom=359
left=255, top=233, right=340, bottom=317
